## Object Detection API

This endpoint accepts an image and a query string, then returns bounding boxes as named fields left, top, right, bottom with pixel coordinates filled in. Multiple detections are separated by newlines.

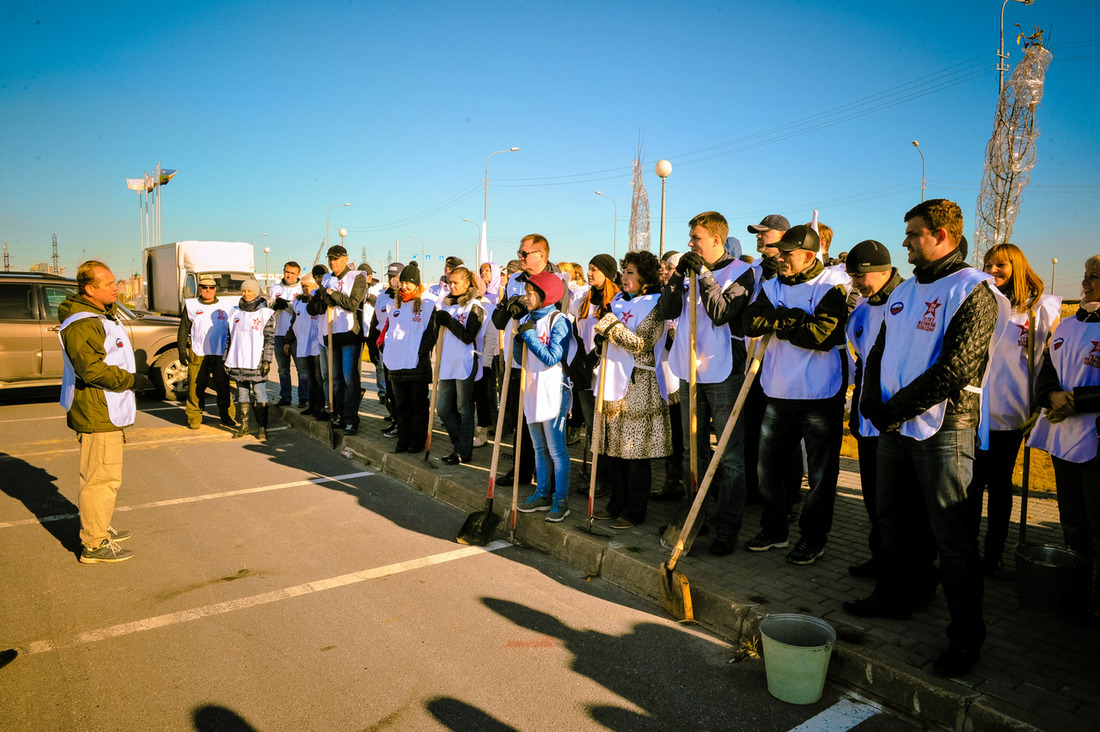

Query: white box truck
left=144, top=241, right=255, bottom=316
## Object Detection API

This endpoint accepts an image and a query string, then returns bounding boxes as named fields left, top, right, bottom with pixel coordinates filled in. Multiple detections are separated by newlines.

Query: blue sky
left=2, top=1, right=1098, bottom=296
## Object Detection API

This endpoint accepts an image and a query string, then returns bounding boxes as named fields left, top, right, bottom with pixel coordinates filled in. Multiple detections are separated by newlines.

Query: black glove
left=178, top=350, right=190, bottom=367
left=271, top=298, right=289, bottom=311
left=260, top=361, right=271, bottom=377
left=296, top=293, right=310, bottom=302
left=678, top=252, right=704, bottom=275
left=759, top=255, right=781, bottom=280
left=506, top=295, right=527, bottom=320
left=130, top=373, right=154, bottom=392
left=435, top=310, right=452, bottom=327
left=593, top=332, right=606, bottom=354
left=516, top=321, right=536, bottom=337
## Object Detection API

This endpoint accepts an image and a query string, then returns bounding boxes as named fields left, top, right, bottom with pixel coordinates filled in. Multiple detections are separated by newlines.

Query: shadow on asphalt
left=478, top=596, right=776, bottom=732
left=0, top=453, right=80, bottom=556
left=192, top=704, right=258, bottom=731
left=426, top=697, right=519, bottom=732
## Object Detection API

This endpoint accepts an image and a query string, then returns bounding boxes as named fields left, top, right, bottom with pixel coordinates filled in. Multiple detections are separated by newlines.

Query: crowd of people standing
left=61, top=197, right=1098, bottom=682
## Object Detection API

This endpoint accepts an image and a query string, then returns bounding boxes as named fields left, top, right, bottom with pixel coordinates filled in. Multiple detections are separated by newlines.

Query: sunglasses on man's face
left=200, top=285, right=216, bottom=290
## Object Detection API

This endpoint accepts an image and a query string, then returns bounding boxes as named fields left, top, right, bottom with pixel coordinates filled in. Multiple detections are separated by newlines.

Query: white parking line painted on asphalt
left=1, top=432, right=239, bottom=459
left=786, top=697, right=880, bottom=731
left=0, top=471, right=374, bottom=529
left=20, top=540, right=511, bottom=654
left=0, top=415, right=67, bottom=423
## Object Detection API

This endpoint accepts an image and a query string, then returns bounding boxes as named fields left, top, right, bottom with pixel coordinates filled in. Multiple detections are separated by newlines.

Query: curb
left=280, top=406, right=1048, bottom=732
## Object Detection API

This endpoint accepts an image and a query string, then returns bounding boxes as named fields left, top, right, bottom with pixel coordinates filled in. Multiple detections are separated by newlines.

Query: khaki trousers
left=185, top=352, right=234, bottom=427
left=78, top=431, right=124, bottom=549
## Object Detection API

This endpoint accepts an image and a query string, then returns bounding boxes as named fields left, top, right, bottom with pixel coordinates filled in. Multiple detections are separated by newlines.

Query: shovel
left=660, top=335, right=770, bottom=621
left=509, top=344, right=529, bottom=544
left=423, top=330, right=445, bottom=467
left=457, top=332, right=516, bottom=546
left=580, top=344, right=612, bottom=538
left=326, top=307, right=339, bottom=449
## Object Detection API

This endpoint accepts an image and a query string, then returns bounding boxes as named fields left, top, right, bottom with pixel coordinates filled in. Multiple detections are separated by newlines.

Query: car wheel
left=153, top=351, right=188, bottom=398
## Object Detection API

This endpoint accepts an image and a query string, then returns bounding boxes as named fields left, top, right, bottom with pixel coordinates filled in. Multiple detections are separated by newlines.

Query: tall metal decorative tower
left=628, top=138, right=651, bottom=252
left=51, top=234, right=60, bottom=274
left=974, top=30, right=1051, bottom=264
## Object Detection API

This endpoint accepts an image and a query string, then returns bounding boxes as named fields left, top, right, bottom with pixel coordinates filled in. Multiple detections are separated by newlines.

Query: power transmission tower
left=3, top=243, right=9, bottom=272
left=51, top=234, right=60, bottom=274
left=974, top=29, right=1051, bottom=264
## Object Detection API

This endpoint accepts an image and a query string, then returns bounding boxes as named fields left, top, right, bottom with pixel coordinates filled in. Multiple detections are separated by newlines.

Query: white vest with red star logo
left=521, top=311, right=569, bottom=424
left=439, top=298, right=486, bottom=380
left=987, top=293, right=1061, bottom=430
left=758, top=267, right=851, bottom=400
left=596, top=292, right=664, bottom=402
left=668, top=260, right=753, bottom=385
left=225, top=306, right=275, bottom=370
left=846, top=295, right=890, bottom=437
left=1027, top=316, right=1100, bottom=463
left=184, top=297, right=232, bottom=357
left=59, top=312, right=137, bottom=427
left=291, top=299, right=322, bottom=358
left=322, top=269, right=366, bottom=334
left=381, top=297, right=437, bottom=372
left=880, top=268, right=991, bottom=440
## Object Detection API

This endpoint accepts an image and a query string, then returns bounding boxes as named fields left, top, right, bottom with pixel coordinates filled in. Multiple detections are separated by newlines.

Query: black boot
left=232, top=403, right=251, bottom=439
left=255, top=404, right=268, bottom=440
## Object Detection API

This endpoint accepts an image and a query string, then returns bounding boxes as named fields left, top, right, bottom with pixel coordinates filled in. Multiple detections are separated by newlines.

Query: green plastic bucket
left=759, top=613, right=836, bottom=704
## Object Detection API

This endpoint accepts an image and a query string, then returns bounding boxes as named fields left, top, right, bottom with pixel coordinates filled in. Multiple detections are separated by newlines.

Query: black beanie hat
left=589, top=253, right=617, bottom=283
left=399, top=260, right=421, bottom=286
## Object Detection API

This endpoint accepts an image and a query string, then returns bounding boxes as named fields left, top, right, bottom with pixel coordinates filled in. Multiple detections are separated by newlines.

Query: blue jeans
left=875, top=427, right=986, bottom=649
left=274, top=335, right=310, bottom=404
left=437, top=374, right=475, bottom=460
left=527, top=386, right=572, bottom=502
left=330, top=340, right=363, bottom=427
left=756, top=397, right=842, bottom=546
left=679, top=371, right=747, bottom=539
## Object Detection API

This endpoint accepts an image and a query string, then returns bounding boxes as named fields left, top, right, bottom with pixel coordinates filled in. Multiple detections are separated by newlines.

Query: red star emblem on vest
left=620, top=310, right=634, bottom=326
left=1090, top=340, right=1100, bottom=356
left=539, top=332, right=550, bottom=345
left=923, top=298, right=942, bottom=317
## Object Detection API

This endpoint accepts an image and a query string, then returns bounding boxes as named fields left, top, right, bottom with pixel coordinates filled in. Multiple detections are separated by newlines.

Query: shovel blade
left=456, top=510, right=501, bottom=546
left=329, top=424, right=341, bottom=450
left=659, top=562, right=694, bottom=622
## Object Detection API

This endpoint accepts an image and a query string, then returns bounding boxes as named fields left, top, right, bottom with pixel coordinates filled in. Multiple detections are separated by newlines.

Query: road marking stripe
left=787, top=697, right=880, bottom=731
left=21, top=541, right=510, bottom=654
left=0, top=471, right=374, bottom=529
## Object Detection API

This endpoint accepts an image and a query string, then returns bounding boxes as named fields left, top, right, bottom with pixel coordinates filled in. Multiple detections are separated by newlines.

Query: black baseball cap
left=747, top=214, right=791, bottom=234
left=774, top=224, right=820, bottom=253
left=326, top=245, right=347, bottom=258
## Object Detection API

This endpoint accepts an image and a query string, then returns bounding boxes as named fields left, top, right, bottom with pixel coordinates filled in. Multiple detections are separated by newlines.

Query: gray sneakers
left=80, top=539, right=133, bottom=564
left=518, top=493, right=553, bottom=513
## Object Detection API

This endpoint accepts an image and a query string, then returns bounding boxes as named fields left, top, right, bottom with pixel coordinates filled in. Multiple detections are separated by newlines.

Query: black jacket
left=861, top=249, right=998, bottom=433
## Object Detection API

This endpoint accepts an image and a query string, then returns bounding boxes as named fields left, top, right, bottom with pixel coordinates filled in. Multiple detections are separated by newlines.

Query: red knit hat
left=527, top=271, right=564, bottom=306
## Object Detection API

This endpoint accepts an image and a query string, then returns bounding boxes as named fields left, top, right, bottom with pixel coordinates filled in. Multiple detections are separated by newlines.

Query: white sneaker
left=472, top=426, right=488, bottom=448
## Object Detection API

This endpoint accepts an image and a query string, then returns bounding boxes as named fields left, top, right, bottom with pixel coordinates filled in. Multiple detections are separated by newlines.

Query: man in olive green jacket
left=59, top=261, right=151, bottom=563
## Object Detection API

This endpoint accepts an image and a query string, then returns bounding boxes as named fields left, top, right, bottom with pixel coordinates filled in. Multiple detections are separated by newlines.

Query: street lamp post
left=339, top=228, right=348, bottom=249
left=1000, top=0, right=1036, bottom=94
left=655, top=160, right=673, bottom=257
left=483, top=147, right=519, bottom=267
left=463, top=218, right=481, bottom=264
left=263, top=246, right=270, bottom=290
left=594, top=190, right=618, bottom=260
left=1051, top=257, right=1058, bottom=297
left=912, top=141, right=926, bottom=202
left=315, top=202, right=351, bottom=266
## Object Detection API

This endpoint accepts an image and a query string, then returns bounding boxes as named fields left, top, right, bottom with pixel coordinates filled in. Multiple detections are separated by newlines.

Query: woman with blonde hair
left=569, top=254, right=620, bottom=493
left=969, top=243, right=1060, bottom=574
